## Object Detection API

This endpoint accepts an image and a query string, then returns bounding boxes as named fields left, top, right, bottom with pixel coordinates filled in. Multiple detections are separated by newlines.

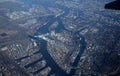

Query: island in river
left=0, top=0, right=120, bottom=76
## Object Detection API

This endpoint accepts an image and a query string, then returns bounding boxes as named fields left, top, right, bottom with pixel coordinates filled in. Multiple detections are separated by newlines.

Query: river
left=21, top=0, right=87, bottom=76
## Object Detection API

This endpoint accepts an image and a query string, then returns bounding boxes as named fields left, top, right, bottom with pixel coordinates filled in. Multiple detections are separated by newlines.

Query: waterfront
left=28, top=2, right=87, bottom=75
left=1, top=0, right=120, bottom=76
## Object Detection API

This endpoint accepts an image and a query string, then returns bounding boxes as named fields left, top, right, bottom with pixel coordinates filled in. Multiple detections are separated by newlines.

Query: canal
left=21, top=0, right=87, bottom=76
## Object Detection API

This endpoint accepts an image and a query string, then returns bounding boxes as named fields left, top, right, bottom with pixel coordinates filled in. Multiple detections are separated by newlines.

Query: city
left=0, top=0, right=120, bottom=76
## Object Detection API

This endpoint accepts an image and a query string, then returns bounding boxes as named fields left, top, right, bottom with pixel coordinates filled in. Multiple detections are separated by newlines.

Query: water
left=21, top=0, right=87, bottom=75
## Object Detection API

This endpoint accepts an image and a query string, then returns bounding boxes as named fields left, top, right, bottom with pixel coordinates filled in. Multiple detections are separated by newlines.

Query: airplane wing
left=105, top=0, right=120, bottom=10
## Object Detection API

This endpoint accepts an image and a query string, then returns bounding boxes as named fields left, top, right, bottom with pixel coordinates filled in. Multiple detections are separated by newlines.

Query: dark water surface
left=22, top=0, right=87, bottom=75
